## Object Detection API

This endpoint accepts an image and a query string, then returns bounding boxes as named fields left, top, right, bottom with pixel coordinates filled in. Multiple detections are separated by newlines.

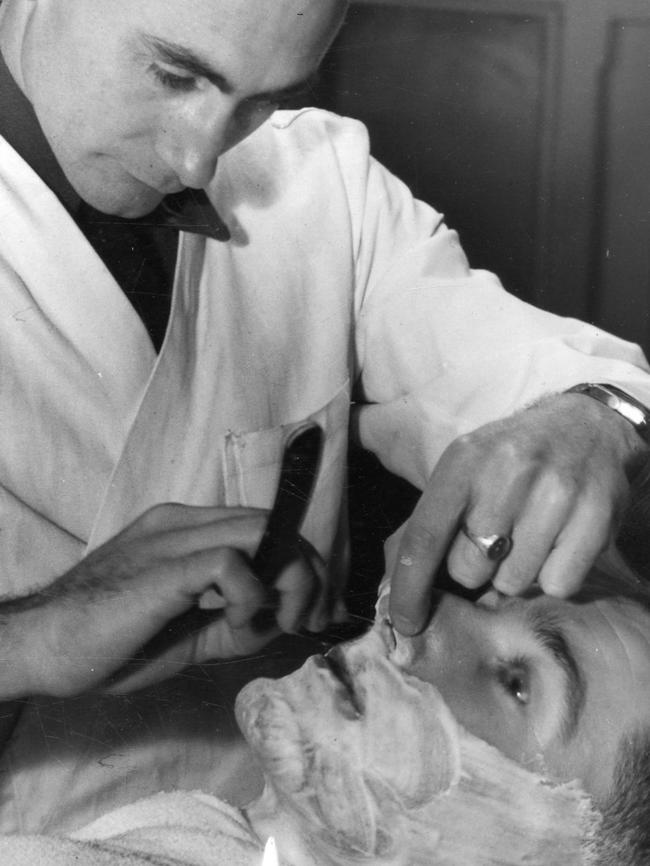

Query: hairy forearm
left=0, top=501, right=301, bottom=699
left=0, top=560, right=170, bottom=699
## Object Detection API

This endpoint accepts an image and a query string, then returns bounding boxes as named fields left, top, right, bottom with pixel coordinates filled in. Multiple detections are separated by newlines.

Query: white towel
left=0, top=790, right=264, bottom=865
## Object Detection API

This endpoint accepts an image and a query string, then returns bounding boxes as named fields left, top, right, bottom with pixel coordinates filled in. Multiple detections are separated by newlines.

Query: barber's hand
left=6, top=503, right=323, bottom=698
left=389, top=392, right=648, bottom=635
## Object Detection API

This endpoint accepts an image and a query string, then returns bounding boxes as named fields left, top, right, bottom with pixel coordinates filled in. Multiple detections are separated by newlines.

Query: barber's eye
left=496, top=663, right=530, bottom=706
left=151, top=64, right=197, bottom=92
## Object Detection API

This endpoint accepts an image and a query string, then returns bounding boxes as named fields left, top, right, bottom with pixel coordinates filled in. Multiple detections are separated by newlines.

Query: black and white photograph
left=0, top=0, right=649, bottom=863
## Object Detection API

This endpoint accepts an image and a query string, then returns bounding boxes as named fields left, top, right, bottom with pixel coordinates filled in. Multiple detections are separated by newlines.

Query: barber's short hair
left=593, top=728, right=650, bottom=865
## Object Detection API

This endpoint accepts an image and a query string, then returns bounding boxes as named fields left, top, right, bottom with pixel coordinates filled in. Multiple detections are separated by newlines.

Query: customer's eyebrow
left=525, top=609, right=586, bottom=741
left=143, top=35, right=317, bottom=104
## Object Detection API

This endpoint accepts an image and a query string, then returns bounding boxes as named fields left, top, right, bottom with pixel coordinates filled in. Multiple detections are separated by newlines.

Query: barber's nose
left=158, top=100, right=232, bottom=190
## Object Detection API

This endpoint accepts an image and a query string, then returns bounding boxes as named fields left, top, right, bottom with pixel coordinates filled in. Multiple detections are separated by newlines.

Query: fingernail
left=492, top=577, right=524, bottom=597
left=541, top=579, right=570, bottom=599
left=391, top=614, right=419, bottom=636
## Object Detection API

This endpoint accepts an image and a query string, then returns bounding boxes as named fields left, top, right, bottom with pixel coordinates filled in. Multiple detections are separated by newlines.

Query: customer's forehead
left=427, top=577, right=650, bottom=645
left=518, top=580, right=650, bottom=669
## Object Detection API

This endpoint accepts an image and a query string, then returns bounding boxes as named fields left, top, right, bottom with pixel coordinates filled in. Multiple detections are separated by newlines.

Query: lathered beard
left=236, top=624, right=601, bottom=866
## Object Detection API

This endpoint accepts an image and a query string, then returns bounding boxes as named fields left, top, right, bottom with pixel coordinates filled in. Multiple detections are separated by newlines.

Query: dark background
left=306, top=0, right=650, bottom=620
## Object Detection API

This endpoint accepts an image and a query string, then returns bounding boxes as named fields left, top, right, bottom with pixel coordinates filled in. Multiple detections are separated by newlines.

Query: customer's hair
left=593, top=728, right=650, bottom=865
left=592, top=458, right=650, bottom=866
left=618, top=456, right=650, bottom=582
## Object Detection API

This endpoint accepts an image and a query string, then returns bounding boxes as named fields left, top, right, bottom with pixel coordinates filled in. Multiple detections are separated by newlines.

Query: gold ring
left=462, top=527, right=513, bottom=562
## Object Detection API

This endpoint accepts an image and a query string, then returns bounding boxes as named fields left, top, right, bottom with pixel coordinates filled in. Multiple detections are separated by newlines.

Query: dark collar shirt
left=0, top=51, right=228, bottom=351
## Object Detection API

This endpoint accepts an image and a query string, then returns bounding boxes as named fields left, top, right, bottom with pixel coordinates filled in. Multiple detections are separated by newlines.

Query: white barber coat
left=0, top=107, right=649, bottom=831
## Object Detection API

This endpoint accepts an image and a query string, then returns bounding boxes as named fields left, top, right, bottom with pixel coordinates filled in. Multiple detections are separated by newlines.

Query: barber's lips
left=127, top=170, right=184, bottom=195
left=159, top=180, right=186, bottom=195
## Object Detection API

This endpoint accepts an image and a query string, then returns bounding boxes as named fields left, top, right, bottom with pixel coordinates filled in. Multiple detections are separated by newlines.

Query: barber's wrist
left=563, top=383, right=650, bottom=479
left=565, top=383, right=650, bottom=444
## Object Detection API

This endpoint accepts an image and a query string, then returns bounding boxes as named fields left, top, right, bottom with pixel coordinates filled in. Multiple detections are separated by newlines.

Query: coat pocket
left=222, top=379, right=351, bottom=616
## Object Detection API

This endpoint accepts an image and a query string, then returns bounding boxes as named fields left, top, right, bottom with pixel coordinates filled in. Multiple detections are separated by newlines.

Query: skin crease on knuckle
left=210, top=549, right=259, bottom=601
left=493, top=567, right=540, bottom=597
left=394, top=439, right=632, bottom=632
left=533, top=545, right=598, bottom=599
left=444, top=403, right=636, bottom=584
left=445, top=531, right=498, bottom=587
left=492, top=516, right=607, bottom=598
left=402, top=516, right=443, bottom=559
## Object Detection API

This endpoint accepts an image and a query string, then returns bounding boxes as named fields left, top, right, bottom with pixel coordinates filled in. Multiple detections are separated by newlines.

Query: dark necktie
left=152, top=189, right=231, bottom=241
left=77, top=189, right=230, bottom=351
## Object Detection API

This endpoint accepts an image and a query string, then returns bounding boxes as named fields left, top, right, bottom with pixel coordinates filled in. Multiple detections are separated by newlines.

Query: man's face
left=237, top=623, right=463, bottom=863
left=399, top=573, right=650, bottom=803
left=239, top=571, right=650, bottom=848
left=15, top=0, right=345, bottom=216
left=240, top=581, right=642, bottom=863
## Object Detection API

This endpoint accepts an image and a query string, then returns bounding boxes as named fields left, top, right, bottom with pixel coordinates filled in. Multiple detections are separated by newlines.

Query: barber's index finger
left=389, top=512, right=460, bottom=636
left=389, top=468, right=467, bottom=635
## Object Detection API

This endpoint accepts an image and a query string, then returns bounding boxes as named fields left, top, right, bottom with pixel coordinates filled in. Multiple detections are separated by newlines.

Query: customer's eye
left=151, top=64, right=197, bottom=92
left=496, top=662, right=530, bottom=706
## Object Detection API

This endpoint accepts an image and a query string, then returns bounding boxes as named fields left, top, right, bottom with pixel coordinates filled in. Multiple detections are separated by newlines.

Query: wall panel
left=594, top=20, right=650, bottom=348
left=316, top=0, right=650, bottom=351
left=318, top=3, right=555, bottom=301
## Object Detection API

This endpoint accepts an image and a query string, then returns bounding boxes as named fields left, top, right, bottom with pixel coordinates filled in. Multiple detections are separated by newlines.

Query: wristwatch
left=565, top=383, right=650, bottom=443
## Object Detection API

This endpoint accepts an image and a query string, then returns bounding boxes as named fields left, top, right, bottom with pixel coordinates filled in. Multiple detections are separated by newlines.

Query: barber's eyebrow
left=525, top=608, right=587, bottom=742
left=143, top=35, right=318, bottom=104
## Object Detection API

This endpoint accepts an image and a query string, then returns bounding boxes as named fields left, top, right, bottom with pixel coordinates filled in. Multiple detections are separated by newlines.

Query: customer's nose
left=406, top=591, right=483, bottom=661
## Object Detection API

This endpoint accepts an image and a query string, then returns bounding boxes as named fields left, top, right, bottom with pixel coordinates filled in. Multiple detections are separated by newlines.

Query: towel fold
left=0, top=790, right=264, bottom=866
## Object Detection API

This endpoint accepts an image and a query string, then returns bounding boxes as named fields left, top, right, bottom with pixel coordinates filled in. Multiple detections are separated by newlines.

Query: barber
left=0, top=0, right=649, bottom=816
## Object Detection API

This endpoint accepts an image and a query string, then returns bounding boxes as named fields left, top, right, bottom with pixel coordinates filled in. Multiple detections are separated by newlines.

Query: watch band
left=565, top=383, right=650, bottom=443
